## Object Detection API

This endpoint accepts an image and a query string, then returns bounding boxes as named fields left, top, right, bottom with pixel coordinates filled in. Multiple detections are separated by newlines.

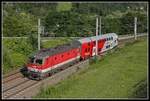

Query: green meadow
left=35, top=37, right=147, bottom=98
left=41, top=38, right=72, bottom=48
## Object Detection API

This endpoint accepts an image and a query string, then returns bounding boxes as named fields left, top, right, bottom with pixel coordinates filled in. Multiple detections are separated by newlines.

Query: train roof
left=78, top=33, right=117, bottom=43
left=31, top=33, right=117, bottom=59
left=32, top=40, right=81, bottom=59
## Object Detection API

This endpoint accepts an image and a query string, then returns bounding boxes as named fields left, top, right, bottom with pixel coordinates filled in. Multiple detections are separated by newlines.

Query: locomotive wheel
left=48, top=73, right=52, bottom=77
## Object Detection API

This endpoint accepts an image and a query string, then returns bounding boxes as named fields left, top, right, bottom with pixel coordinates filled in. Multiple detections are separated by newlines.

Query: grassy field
left=41, top=38, right=72, bottom=48
left=35, top=37, right=148, bottom=98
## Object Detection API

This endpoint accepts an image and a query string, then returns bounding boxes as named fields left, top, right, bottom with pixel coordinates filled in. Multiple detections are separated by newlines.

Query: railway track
left=3, top=72, right=24, bottom=84
left=3, top=79, right=38, bottom=98
left=2, top=67, right=28, bottom=84
left=3, top=78, right=29, bottom=92
left=2, top=34, right=147, bottom=99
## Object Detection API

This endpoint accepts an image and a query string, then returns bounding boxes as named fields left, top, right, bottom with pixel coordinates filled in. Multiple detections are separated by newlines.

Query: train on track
left=24, top=33, right=118, bottom=80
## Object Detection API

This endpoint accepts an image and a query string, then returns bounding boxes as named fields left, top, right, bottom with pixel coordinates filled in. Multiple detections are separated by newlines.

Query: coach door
left=92, top=47, right=96, bottom=56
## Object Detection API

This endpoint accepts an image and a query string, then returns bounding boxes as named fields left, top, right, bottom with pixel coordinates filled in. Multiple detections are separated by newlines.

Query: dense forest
left=3, top=2, right=147, bottom=37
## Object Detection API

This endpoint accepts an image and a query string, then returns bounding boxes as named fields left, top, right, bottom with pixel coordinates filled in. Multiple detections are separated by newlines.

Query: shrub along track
left=2, top=34, right=147, bottom=99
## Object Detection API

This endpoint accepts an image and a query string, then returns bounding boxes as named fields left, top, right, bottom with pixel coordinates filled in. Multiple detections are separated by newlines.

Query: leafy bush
left=3, top=38, right=34, bottom=74
left=3, top=11, right=37, bottom=37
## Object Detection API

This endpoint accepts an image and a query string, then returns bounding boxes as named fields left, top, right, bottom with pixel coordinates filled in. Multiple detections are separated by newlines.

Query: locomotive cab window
left=30, top=57, right=35, bottom=63
left=35, top=59, right=43, bottom=65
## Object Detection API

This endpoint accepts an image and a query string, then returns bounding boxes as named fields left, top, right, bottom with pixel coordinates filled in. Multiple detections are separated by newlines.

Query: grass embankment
left=42, top=38, right=72, bottom=48
left=35, top=38, right=147, bottom=98
left=3, top=38, right=72, bottom=75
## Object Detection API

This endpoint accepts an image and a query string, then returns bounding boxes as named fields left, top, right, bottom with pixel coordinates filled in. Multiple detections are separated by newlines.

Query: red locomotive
left=25, top=33, right=118, bottom=80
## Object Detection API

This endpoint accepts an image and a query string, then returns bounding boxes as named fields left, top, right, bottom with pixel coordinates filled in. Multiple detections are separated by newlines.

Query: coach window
left=111, top=37, right=113, bottom=40
left=93, top=41, right=96, bottom=45
left=106, top=45, right=109, bottom=48
left=98, top=40, right=101, bottom=43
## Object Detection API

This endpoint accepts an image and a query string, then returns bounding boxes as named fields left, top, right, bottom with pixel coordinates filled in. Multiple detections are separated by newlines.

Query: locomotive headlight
left=28, top=67, right=37, bottom=72
left=28, top=67, right=42, bottom=73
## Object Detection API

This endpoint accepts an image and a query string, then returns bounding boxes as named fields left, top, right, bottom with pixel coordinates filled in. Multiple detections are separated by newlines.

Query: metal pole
left=96, top=16, right=99, bottom=56
left=134, top=17, right=137, bottom=40
left=38, top=19, right=41, bottom=50
left=99, top=16, right=101, bottom=35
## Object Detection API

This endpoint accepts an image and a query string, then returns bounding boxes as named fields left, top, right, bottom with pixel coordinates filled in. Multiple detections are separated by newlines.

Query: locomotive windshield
left=30, top=57, right=35, bottom=63
left=30, top=57, right=43, bottom=65
left=35, top=59, right=43, bottom=65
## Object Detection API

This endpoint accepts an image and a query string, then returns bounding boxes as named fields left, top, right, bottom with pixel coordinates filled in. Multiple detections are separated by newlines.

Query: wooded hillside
left=3, top=2, right=148, bottom=37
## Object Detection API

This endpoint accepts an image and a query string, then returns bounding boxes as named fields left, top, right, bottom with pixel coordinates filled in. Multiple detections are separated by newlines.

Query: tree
left=27, top=31, right=38, bottom=50
left=120, top=11, right=147, bottom=35
left=119, top=12, right=134, bottom=35
left=3, top=12, right=37, bottom=37
left=56, top=2, right=72, bottom=12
